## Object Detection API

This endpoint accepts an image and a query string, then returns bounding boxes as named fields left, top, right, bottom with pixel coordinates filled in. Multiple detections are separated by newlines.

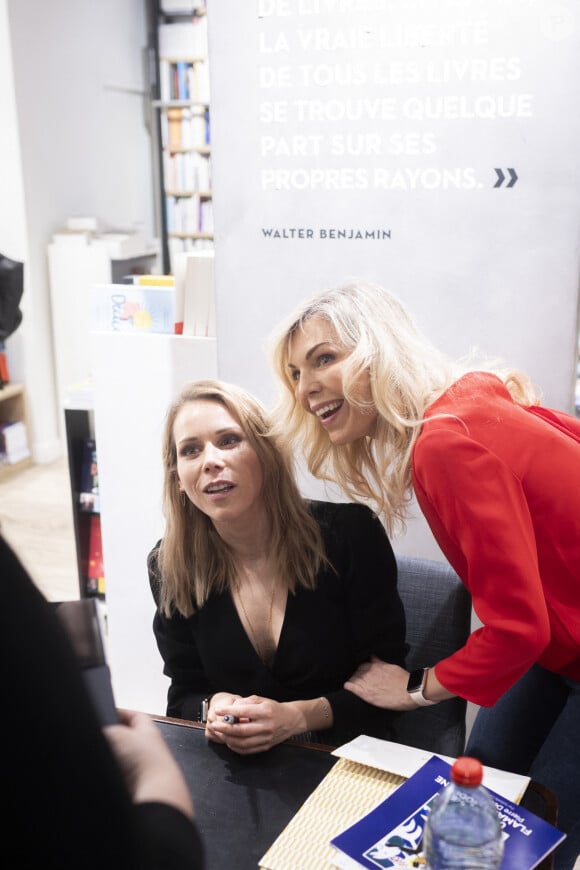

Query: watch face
left=407, top=668, right=425, bottom=693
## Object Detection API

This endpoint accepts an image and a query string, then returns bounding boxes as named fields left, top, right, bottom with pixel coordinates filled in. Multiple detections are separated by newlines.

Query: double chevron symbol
left=494, top=168, right=518, bottom=188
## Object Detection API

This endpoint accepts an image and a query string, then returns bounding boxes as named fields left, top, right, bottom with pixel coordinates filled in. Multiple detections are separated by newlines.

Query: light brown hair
left=156, top=379, right=327, bottom=617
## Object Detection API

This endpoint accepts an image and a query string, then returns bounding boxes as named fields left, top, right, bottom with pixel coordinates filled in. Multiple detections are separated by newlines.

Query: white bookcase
left=48, top=234, right=159, bottom=411
left=91, top=332, right=217, bottom=714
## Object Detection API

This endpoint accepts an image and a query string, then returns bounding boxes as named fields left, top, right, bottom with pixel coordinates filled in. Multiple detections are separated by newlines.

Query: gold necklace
left=236, top=577, right=277, bottom=664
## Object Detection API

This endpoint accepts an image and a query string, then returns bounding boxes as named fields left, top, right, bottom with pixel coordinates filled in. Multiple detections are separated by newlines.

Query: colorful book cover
left=330, top=755, right=565, bottom=870
left=92, top=283, right=175, bottom=334
left=79, top=437, right=99, bottom=513
left=85, top=514, right=105, bottom=597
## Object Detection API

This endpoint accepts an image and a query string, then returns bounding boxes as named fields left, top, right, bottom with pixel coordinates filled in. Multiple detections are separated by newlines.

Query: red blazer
left=412, top=372, right=580, bottom=706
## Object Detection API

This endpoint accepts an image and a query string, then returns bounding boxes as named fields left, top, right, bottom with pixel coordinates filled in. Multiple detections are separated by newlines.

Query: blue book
left=331, top=755, right=565, bottom=870
left=176, top=61, right=189, bottom=100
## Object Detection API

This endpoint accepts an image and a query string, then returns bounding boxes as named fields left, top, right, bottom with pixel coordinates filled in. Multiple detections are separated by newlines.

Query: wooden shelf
left=165, top=189, right=212, bottom=198
left=168, top=232, right=213, bottom=240
left=0, top=382, right=32, bottom=480
left=153, top=99, right=210, bottom=109
left=159, top=55, right=207, bottom=64
left=164, top=144, right=210, bottom=155
left=0, top=382, right=26, bottom=403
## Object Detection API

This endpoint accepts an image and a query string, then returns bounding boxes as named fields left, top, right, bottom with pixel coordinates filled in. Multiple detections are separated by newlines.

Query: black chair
left=391, top=555, right=472, bottom=757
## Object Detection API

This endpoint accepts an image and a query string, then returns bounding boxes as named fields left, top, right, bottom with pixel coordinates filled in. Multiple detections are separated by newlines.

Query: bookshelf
left=0, top=383, right=32, bottom=480
left=147, top=0, right=213, bottom=275
left=63, top=395, right=105, bottom=601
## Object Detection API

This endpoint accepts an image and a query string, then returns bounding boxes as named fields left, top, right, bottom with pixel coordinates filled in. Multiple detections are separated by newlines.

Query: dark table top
left=153, top=716, right=557, bottom=870
left=155, top=717, right=336, bottom=869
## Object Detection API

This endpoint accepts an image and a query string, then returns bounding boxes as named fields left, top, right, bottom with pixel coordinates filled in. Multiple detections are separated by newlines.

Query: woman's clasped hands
left=204, top=692, right=308, bottom=754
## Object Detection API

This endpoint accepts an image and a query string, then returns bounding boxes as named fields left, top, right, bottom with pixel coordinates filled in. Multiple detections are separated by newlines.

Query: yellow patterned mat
left=259, top=757, right=405, bottom=869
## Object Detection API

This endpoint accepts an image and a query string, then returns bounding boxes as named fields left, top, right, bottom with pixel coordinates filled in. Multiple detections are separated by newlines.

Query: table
left=154, top=716, right=335, bottom=869
left=152, top=716, right=558, bottom=870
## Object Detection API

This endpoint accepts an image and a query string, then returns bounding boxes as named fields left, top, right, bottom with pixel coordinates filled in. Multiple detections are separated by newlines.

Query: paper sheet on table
left=260, top=756, right=404, bottom=869
left=332, top=735, right=530, bottom=803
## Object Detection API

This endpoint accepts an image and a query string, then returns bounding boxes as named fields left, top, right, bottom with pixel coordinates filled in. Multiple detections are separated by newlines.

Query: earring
left=179, top=490, right=186, bottom=507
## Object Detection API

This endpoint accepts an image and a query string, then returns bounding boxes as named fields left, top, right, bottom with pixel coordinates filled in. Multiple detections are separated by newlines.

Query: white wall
left=0, top=0, right=155, bottom=461
left=92, top=334, right=218, bottom=715
left=0, top=0, right=29, bottom=394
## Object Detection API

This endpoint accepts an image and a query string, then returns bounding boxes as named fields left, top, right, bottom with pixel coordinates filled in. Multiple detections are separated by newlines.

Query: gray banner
left=207, top=0, right=580, bottom=552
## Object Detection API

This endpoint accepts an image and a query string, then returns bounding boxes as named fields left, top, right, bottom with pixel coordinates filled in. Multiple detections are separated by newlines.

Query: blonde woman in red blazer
left=270, top=281, right=580, bottom=870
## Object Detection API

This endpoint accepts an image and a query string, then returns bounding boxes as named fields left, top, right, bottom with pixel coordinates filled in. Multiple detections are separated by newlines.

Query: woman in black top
left=149, top=379, right=407, bottom=753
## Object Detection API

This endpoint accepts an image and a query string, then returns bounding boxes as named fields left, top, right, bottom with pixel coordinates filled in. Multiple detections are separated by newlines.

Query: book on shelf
left=86, top=513, right=105, bottom=598
left=189, top=59, right=210, bottom=103
left=0, top=346, right=10, bottom=384
left=165, top=193, right=201, bottom=234
left=0, top=420, right=30, bottom=464
left=79, top=438, right=99, bottom=513
left=159, top=60, right=210, bottom=105
left=162, top=105, right=210, bottom=150
left=92, top=282, right=176, bottom=334
left=176, top=60, right=189, bottom=100
left=120, top=274, right=183, bottom=333
left=167, top=106, right=184, bottom=149
left=330, top=755, right=565, bottom=870
left=160, top=0, right=206, bottom=14
left=158, top=16, right=208, bottom=59
left=120, top=274, right=175, bottom=286
left=163, top=150, right=211, bottom=193
left=174, top=249, right=215, bottom=337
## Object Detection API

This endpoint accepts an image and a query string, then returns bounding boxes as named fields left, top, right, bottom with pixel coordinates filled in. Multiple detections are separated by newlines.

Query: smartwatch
left=407, top=667, right=436, bottom=707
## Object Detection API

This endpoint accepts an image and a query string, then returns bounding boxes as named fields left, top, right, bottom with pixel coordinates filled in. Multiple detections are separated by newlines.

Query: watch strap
left=408, top=667, right=437, bottom=707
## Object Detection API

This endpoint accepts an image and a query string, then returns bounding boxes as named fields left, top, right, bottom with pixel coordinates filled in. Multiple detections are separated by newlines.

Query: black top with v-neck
left=148, top=501, right=407, bottom=746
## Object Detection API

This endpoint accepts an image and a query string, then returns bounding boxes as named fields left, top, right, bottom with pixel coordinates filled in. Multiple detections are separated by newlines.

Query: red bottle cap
left=451, top=756, right=484, bottom=786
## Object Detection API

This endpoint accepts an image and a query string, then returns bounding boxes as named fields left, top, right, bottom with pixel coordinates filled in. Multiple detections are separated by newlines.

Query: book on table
left=330, top=754, right=566, bottom=870
left=259, top=737, right=563, bottom=870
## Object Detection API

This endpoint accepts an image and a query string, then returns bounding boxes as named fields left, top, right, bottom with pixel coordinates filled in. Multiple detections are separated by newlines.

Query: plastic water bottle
left=423, top=756, right=504, bottom=869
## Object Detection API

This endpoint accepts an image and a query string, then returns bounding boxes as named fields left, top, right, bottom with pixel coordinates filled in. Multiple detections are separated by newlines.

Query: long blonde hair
left=156, top=379, right=327, bottom=617
left=269, top=281, right=540, bottom=534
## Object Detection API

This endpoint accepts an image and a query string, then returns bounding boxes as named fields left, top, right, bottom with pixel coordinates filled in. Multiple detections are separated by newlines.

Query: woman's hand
left=104, top=709, right=194, bottom=819
left=344, top=657, right=452, bottom=710
left=344, top=657, right=418, bottom=711
left=204, top=691, right=244, bottom=743
left=208, top=695, right=306, bottom=755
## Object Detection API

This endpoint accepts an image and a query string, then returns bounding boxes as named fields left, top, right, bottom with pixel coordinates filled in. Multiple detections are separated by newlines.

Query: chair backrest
left=390, top=555, right=472, bottom=757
